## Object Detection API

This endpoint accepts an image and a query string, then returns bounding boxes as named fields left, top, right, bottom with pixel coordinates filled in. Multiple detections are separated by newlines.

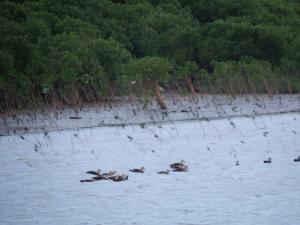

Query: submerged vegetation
left=1, top=0, right=300, bottom=110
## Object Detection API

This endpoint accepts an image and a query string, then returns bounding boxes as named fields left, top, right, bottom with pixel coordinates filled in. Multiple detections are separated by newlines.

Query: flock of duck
left=80, top=156, right=300, bottom=183
left=80, top=160, right=188, bottom=183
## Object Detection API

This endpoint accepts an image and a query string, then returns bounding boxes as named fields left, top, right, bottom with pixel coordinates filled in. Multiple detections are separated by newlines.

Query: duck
left=170, top=160, right=186, bottom=169
left=172, top=164, right=189, bottom=172
left=129, top=167, right=145, bottom=173
left=80, top=179, right=95, bottom=183
left=264, top=157, right=272, bottom=163
left=111, top=174, right=128, bottom=182
left=92, top=175, right=108, bottom=181
left=86, top=169, right=101, bottom=176
left=81, top=173, right=108, bottom=182
left=101, top=170, right=117, bottom=177
left=294, top=156, right=300, bottom=162
left=157, top=169, right=170, bottom=175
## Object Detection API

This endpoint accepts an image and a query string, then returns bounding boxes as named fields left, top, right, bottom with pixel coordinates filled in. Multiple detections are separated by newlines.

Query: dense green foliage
left=1, top=0, right=300, bottom=108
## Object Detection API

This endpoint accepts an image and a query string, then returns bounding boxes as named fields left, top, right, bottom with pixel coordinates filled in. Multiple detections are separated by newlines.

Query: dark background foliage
left=1, top=0, right=300, bottom=108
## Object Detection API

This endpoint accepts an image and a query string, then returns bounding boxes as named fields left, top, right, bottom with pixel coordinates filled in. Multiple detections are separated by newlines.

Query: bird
left=80, top=174, right=108, bottom=182
left=157, top=169, right=170, bottom=175
left=111, top=175, right=128, bottom=182
left=129, top=167, right=145, bottom=173
left=80, top=179, right=95, bottom=183
left=294, top=156, right=300, bottom=162
left=92, top=175, right=108, bottom=181
left=264, top=157, right=272, bottom=163
left=86, top=169, right=101, bottom=176
left=101, top=170, right=117, bottom=177
left=170, top=160, right=186, bottom=169
left=236, top=160, right=239, bottom=166
left=172, top=164, right=189, bottom=172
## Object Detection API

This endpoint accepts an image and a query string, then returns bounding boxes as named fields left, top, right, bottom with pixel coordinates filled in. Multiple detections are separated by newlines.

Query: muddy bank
left=1, top=94, right=299, bottom=135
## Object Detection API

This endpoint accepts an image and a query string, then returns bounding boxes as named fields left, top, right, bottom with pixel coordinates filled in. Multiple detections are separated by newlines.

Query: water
left=0, top=113, right=300, bottom=225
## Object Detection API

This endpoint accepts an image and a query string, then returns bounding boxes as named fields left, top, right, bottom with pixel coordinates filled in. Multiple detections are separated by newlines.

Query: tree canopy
left=1, top=0, right=300, bottom=108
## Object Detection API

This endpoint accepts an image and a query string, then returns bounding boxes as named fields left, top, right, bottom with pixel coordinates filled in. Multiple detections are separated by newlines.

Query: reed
left=0, top=72, right=299, bottom=114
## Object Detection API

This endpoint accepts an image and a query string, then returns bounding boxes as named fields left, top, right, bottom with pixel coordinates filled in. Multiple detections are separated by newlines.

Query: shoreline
left=1, top=94, right=300, bottom=136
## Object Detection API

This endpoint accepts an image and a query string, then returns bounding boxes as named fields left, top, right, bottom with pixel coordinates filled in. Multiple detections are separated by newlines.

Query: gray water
left=0, top=112, right=300, bottom=225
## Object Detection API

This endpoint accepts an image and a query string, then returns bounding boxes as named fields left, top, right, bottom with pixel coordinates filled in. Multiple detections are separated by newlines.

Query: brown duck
left=86, top=169, right=101, bottom=176
left=172, top=164, right=189, bottom=172
left=111, top=174, right=128, bottom=182
left=129, top=167, right=145, bottom=173
left=170, top=160, right=185, bottom=169
left=80, top=179, right=95, bottom=183
left=101, top=170, right=117, bottom=177
left=80, top=174, right=108, bottom=182
left=92, top=175, right=108, bottom=181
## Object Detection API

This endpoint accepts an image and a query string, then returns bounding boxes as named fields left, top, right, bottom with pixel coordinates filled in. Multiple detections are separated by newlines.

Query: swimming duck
left=172, top=164, right=189, bottom=172
left=80, top=173, right=108, bottom=182
left=157, top=169, right=170, bottom=175
left=129, top=167, right=145, bottom=173
left=80, top=179, right=95, bottom=183
left=264, top=157, right=272, bottom=163
left=170, top=160, right=186, bottom=169
left=86, top=169, right=101, bottom=176
left=111, top=174, right=128, bottom=182
left=101, top=170, right=117, bottom=177
left=92, top=175, right=108, bottom=181
left=294, top=156, right=300, bottom=162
